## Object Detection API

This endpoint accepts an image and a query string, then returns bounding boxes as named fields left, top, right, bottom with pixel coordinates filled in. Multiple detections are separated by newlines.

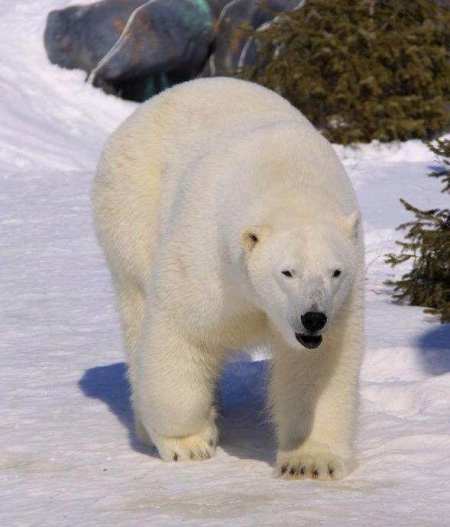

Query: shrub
left=243, top=0, right=450, bottom=144
left=385, top=139, right=450, bottom=323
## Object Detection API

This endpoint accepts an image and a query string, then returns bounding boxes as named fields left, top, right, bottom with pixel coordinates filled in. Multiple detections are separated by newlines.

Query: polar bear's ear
left=344, top=211, right=361, bottom=240
left=241, top=226, right=270, bottom=252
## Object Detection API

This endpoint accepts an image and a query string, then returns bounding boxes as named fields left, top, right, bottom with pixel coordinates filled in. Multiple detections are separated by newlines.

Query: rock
left=207, top=0, right=235, bottom=19
left=44, top=0, right=147, bottom=73
left=90, top=0, right=214, bottom=84
left=44, top=0, right=215, bottom=101
left=43, top=0, right=303, bottom=100
left=204, top=0, right=304, bottom=77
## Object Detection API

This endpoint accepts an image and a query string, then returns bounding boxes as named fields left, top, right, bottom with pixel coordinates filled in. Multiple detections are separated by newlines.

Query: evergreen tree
left=386, top=139, right=450, bottom=323
left=243, top=0, right=450, bottom=144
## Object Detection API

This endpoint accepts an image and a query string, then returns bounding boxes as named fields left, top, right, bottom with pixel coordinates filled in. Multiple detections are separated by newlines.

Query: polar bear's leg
left=271, top=301, right=363, bottom=480
left=149, top=408, right=219, bottom=462
left=114, top=280, right=150, bottom=443
left=116, top=282, right=145, bottom=365
left=135, top=314, right=222, bottom=461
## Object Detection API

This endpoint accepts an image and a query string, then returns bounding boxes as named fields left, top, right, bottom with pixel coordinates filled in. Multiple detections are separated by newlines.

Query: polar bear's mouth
left=295, top=333, right=323, bottom=349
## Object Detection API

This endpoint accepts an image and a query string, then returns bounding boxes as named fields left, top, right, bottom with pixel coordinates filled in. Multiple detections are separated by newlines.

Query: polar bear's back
left=118, top=78, right=312, bottom=176
left=153, top=77, right=312, bottom=145
left=147, top=76, right=309, bottom=135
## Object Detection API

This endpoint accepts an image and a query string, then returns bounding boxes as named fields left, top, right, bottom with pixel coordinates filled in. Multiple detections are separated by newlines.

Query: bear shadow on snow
left=416, top=323, right=450, bottom=376
left=79, top=358, right=276, bottom=463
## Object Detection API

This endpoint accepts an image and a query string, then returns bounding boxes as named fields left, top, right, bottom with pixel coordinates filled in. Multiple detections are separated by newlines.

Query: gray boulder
left=207, top=0, right=235, bottom=19
left=44, top=0, right=215, bottom=100
left=44, top=0, right=147, bottom=73
left=90, top=0, right=214, bottom=84
left=204, top=0, right=304, bottom=77
left=43, top=0, right=303, bottom=100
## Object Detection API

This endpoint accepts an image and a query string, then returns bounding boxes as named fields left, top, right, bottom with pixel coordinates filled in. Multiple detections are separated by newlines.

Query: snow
left=1, top=2, right=450, bottom=526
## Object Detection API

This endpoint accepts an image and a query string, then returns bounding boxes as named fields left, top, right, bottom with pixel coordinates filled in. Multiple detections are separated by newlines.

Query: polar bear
left=92, top=77, right=364, bottom=480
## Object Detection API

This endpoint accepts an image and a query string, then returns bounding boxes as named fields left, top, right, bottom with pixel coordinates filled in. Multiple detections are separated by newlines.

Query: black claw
left=312, top=469, right=319, bottom=479
left=329, top=468, right=334, bottom=477
left=173, top=453, right=178, bottom=461
left=280, top=464, right=288, bottom=475
left=289, top=467, right=296, bottom=475
left=190, top=451, right=195, bottom=460
left=208, top=439, right=214, bottom=447
left=300, top=466, right=306, bottom=475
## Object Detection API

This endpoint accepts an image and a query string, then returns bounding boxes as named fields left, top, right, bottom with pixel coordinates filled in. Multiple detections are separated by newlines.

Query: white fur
left=92, top=78, right=364, bottom=479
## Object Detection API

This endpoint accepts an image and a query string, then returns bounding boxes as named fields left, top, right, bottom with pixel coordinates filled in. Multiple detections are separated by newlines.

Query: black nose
left=301, top=312, right=327, bottom=333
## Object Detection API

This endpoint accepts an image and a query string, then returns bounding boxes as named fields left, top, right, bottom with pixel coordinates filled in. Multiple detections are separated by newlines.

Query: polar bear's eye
left=281, top=269, right=294, bottom=278
left=249, top=233, right=258, bottom=243
left=332, top=269, right=342, bottom=278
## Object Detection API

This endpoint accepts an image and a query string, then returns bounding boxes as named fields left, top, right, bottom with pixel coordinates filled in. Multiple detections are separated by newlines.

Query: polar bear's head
left=241, top=212, right=360, bottom=350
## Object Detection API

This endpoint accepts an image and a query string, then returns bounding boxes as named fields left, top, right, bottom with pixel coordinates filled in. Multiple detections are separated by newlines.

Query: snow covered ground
left=1, top=2, right=450, bottom=526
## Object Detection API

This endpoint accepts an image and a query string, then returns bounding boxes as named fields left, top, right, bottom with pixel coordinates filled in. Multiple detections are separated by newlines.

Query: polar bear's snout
left=301, top=311, right=327, bottom=333
left=292, top=312, right=327, bottom=350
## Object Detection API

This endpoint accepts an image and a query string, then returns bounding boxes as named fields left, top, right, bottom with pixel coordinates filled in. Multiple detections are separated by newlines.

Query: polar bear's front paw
left=276, top=445, right=349, bottom=481
left=152, top=421, right=219, bottom=462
